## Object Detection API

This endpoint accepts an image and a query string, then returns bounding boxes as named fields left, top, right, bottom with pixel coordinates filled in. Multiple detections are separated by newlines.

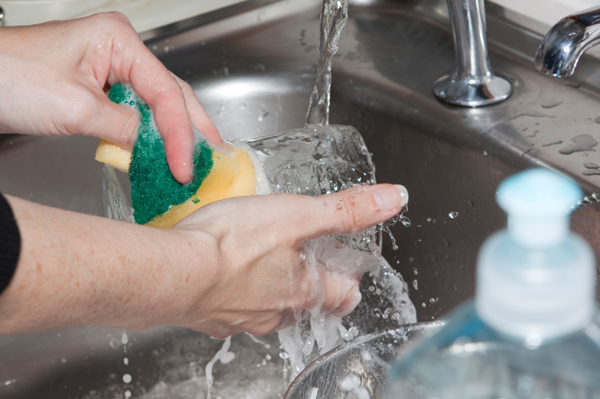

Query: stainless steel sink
left=2, top=0, right=600, bottom=397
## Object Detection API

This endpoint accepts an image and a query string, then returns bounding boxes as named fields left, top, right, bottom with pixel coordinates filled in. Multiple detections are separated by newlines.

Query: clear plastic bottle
left=386, top=168, right=600, bottom=399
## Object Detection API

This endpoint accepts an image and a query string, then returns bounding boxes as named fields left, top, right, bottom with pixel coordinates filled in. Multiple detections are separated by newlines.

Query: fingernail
left=370, top=184, right=409, bottom=212
left=397, top=184, right=409, bottom=208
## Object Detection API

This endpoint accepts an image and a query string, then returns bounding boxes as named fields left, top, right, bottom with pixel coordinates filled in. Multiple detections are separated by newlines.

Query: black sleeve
left=0, top=193, right=20, bottom=294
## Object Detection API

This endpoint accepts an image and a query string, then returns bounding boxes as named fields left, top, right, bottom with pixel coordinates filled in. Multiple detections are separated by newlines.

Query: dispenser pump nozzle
left=496, top=169, right=581, bottom=248
left=476, top=168, right=595, bottom=343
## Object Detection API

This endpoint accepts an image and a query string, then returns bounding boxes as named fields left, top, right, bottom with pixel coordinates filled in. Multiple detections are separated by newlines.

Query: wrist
left=165, top=228, right=219, bottom=329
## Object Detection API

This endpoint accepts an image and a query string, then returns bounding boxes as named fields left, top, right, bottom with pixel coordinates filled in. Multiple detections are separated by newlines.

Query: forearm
left=0, top=195, right=214, bottom=334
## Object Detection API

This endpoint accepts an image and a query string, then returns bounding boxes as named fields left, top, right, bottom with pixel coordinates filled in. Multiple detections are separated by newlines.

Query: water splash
left=381, top=207, right=411, bottom=250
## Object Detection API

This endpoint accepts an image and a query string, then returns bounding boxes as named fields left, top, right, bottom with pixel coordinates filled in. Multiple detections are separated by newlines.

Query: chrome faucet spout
left=535, top=7, right=600, bottom=77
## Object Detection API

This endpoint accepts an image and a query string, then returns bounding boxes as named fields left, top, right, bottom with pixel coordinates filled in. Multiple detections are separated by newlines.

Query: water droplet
left=449, top=212, right=459, bottom=219
left=542, top=140, right=563, bottom=147
left=121, top=332, right=128, bottom=345
left=421, top=302, right=426, bottom=308
left=124, top=391, right=132, bottom=399
left=483, top=150, right=488, bottom=156
left=412, top=280, right=418, bottom=290
left=584, top=162, right=600, bottom=169
left=383, top=225, right=399, bottom=250
left=559, top=135, right=598, bottom=154
left=279, top=351, right=290, bottom=360
left=258, top=109, right=269, bottom=121
left=122, top=374, right=132, bottom=384
left=383, top=308, right=392, bottom=319
left=123, top=357, right=129, bottom=365
left=541, top=100, right=562, bottom=109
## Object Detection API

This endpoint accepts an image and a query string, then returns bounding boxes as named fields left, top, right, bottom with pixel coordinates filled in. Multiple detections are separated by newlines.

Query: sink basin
left=2, top=0, right=600, bottom=397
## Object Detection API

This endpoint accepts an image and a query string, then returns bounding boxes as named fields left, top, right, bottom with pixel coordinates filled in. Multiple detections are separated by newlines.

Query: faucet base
left=433, top=73, right=512, bottom=107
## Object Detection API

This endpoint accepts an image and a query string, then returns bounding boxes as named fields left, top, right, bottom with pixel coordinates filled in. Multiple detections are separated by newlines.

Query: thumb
left=85, top=93, right=139, bottom=150
left=292, top=184, right=409, bottom=244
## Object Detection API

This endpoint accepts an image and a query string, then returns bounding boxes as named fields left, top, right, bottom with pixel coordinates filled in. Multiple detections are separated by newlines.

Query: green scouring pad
left=108, top=84, right=214, bottom=225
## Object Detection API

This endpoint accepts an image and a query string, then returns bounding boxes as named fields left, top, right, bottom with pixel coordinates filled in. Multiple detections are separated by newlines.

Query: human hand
left=0, top=12, right=219, bottom=183
left=173, top=183, right=408, bottom=338
left=0, top=184, right=406, bottom=337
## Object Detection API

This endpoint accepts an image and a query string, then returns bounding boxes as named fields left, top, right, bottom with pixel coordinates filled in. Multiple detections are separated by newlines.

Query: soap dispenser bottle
left=386, top=168, right=600, bottom=399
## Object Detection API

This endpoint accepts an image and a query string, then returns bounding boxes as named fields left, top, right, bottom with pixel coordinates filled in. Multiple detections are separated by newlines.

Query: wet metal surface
left=2, top=0, right=600, bottom=397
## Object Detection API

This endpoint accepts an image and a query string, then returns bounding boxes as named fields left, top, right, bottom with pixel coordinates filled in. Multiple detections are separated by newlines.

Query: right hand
left=0, top=184, right=407, bottom=336
left=173, top=184, right=408, bottom=338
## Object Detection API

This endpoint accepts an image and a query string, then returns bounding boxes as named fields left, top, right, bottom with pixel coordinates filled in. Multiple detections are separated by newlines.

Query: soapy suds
left=339, top=372, right=370, bottom=399
left=206, top=336, right=235, bottom=399
left=277, top=254, right=415, bottom=383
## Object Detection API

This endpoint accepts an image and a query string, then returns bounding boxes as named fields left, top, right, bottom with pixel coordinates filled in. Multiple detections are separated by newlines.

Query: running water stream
left=305, top=0, right=348, bottom=126
left=275, top=0, right=416, bottom=386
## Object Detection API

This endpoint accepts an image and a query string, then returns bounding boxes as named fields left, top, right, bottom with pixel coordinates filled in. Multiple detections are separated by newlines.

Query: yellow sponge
left=96, top=139, right=131, bottom=173
left=95, top=140, right=256, bottom=228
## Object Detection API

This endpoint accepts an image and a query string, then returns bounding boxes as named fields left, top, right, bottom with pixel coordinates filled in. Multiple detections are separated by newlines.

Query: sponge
left=95, top=84, right=256, bottom=228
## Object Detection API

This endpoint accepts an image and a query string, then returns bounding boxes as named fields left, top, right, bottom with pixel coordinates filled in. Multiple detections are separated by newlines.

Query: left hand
left=0, top=12, right=220, bottom=183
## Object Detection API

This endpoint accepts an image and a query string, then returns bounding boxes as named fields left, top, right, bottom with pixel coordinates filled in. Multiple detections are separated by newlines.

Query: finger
left=290, top=184, right=409, bottom=244
left=172, top=74, right=222, bottom=145
left=318, top=273, right=362, bottom=317
left=108, top=26, right=195, bottom=183
left=136, top=76, right=194, bottom=184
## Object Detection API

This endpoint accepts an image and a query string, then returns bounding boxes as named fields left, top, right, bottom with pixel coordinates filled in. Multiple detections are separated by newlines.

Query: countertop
left=1, top=0, right=599, bottom=34
left=0, top=0, right=245, bottom=32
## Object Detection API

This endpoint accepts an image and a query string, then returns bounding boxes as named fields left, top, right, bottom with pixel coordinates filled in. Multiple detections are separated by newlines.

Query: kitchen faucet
left=535, top=7, right=600, bottom=77
left=434, top=0, right=512, bottom=107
